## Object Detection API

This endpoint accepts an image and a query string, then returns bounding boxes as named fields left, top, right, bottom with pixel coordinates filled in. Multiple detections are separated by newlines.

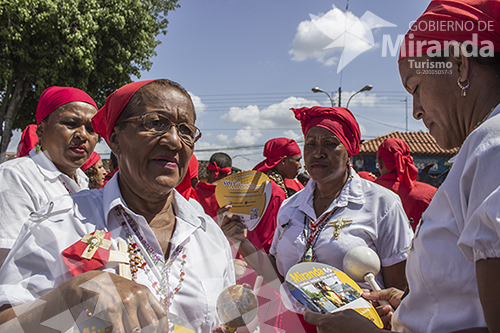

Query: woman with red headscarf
left=0, top=86, right=98, bottom=265
left=375, top=138, right=437, bottom=230
left=81, top=151, right=108, bottom=189
left=249, top=137, right=303, bottom=253
left=221, top=107, right=412, bottom=331
left=0, top=80, right=235, bottom=332
left=303, top=0, right=500, bottom=332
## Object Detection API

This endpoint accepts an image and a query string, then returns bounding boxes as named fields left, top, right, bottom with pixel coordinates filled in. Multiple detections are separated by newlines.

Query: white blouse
left=393, top=105, right=500, bottom=332
left=270, top=169, right=413, bottom=289
left=0, top=174, right=235, bottom=333
left=0, top=148, right=88, bottom=249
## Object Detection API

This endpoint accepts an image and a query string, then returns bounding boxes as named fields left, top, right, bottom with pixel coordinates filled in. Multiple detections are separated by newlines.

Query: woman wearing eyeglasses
left=0, top=80, right=235, bottom=333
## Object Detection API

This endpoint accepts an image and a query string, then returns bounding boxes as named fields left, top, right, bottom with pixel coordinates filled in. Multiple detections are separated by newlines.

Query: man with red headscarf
left=375, top=138, right=437, bottom=230
left=195, top=152, right=232, bottom=219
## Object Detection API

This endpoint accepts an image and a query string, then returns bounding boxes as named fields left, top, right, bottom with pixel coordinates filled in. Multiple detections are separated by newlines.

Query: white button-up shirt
left=393, top=105, right=500, bottom=332
left=0, top=174, right=235, bottom=333
left=0, top=148, right=88, bottom=249
left=270, top=168, right=413, bottom=289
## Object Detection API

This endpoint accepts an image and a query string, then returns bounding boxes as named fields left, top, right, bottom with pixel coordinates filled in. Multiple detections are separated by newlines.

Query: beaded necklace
left=114, top=205, right=187, bottom=310
left=301, top=207, right=338, bottom=262
left=266, top=169, right=288, bottom=198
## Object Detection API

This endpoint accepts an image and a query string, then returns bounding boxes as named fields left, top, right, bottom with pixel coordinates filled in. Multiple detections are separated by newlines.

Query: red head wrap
left=36, top=86, right=97, bottom=125
left=377, top=138, right=419, bottom=189
left=176, top=154, right=200, bottom=202
left=358, top=171, right=377, bottom=182
left=91, top=80, right=155, bottom=144
left=80, top=151, right=101, bottom=172
left=16, top=124, right=38, bottom=157
left=399, top=0, right=500, bottom=61
left=253, top=138, right=301, bottom=173
left=292, top=106, right=360, bottom=157
left=208, top=162, right=232, bottom=179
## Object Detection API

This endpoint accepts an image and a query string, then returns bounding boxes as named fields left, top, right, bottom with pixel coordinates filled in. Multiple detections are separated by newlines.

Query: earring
left=457, top=77, right=469, bottom=97
left=113, top=147, right=121, bottom=153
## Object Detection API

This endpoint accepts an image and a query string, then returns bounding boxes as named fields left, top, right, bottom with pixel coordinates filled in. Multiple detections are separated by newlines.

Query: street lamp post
left=311, top=86, right=335, bottom=107
left=346, top=85, right=373, bottom=109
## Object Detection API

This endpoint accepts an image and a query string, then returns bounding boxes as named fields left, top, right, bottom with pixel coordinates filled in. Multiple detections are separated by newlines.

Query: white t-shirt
left=270, top=169, right=413, bottom=289
left=392, top=105, right=500, bottom=332
left=0, top=174, right=235, bottom=333
left=0, top=148, right=88, bottom=249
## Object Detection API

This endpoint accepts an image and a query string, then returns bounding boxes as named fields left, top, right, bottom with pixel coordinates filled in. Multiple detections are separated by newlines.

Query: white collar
left=102, top=172, right=206, bottom=248
left=29, top=148, right=88, bottom=188
left=288, top=167, right=365, bottom=221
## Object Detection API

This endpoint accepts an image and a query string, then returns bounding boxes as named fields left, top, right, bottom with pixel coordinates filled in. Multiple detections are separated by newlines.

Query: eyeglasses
left=121, top=111, right=202, bottom=145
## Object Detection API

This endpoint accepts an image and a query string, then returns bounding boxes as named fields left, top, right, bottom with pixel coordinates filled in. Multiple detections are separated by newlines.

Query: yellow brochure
left=215, top=170, right=272, bottom=231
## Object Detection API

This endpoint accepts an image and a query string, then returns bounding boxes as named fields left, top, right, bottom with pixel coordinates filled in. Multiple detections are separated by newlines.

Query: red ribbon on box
left=62, top=230, right=112, bottom=276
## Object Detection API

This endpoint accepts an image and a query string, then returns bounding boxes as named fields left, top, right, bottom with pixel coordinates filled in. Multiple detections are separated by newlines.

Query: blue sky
left=8, top=0, right=432, bottom=170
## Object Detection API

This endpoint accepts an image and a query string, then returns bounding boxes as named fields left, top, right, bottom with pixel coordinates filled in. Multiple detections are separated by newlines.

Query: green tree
left=0, top=0, right=179, bottom=161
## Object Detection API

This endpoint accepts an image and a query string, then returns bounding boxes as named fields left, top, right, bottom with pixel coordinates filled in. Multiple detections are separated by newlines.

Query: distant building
left=353, top=131, right=459, bottom=177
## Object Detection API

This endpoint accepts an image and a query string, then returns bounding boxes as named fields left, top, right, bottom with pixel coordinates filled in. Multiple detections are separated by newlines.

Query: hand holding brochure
left=215, top=170, right=272, bottom=231
left=285, top=262, right=383, bottom=328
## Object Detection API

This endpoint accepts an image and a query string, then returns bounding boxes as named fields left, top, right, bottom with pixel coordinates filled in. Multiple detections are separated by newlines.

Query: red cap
left=253, top=138, right=301, bottom=173
left=292, top=106, right=360, bottom=157
left=16, top=124, right=38, bottom=157
left=91, top=80, right=155, bottom=144
left=399, top=0, right=500, bottom=61
left=377, top=138, right=418, bottom=188
left=80, top=151, right=101, bottom=172
left=36, top=86, right=97, bottom=125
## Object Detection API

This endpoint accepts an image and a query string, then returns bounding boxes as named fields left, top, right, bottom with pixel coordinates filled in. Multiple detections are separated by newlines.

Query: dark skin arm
left=306, top=257, right=500, bottom=333
left=0, top=271, right=168, bottom=333
left=219, top=208, right=283, bottom=290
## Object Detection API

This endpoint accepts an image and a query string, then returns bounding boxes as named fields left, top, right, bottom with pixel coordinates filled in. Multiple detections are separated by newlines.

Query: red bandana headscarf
left=91, top=80, right=155, bottom=143
left=16, top=124, right=38, bottom=157
left=208, top=162, right=232, bottom=179
left=253, top=138, right=301, bottom=173
left=292, top=106, right=360, bottom=157
left=80, top=151, right=101, bottom=172
left=399, top=0, right=500, bottom=61
left=377, top=138, right=419, bottom=189
left=176, top=154, right=200, bottom=201
left=36, top=86, right=97, bottom=125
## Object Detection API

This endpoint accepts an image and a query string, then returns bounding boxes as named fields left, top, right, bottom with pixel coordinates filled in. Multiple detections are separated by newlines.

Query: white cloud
left=216, top=133, right=229, bottom=143
left=289, top=7, right=384, bottom=67
left=283, top=130, right=303, bottom=142
left=232, top=127, right=262, bottom=146
left=188, top=92, right=207, bottom=116
left=221, top=96, right=317, bottom=129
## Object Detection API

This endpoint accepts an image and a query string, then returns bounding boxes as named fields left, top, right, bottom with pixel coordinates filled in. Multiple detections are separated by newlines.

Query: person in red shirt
left=245, top=137, right=304, bottom=333
left=375, top=138, right=437, bottom=230
left=250, top=138, right=302, bottom=253
left=195, top=152, right=232, bottom=220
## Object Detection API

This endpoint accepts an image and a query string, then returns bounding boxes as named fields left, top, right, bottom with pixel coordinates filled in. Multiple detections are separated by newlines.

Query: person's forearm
left=0, top=270, right=105, bottom=331
left=234, top=238, right=283, bottom=289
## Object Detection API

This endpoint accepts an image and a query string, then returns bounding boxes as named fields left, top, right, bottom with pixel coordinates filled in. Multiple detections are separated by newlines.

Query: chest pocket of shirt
left=199, top=278, right=226, bottom=331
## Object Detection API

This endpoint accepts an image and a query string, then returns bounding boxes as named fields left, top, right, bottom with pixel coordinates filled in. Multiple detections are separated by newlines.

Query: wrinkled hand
left=303, top=309, right=380, bottom=333
left=219, top=205, right=247, bottom=243
left=362, top=287, right=404, bottom=329
left=59, top=271, right=168, bottom=333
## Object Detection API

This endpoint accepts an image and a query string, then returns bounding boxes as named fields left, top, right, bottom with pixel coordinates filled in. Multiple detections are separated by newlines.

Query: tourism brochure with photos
left=215, top=170, right=272, bottom=231
left=285, top=262, right=383, bottom=328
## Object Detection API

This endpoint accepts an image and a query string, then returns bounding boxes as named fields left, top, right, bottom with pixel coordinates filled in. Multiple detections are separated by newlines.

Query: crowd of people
left=0, top=0, right=499, bottom=332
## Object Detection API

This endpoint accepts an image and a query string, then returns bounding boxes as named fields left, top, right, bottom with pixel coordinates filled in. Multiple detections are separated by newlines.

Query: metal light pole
left=346, top=85, right=373, bottom=108
left=311, top=87, right=335, bottom=107
left=400, top=96, right=408, bottom=132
